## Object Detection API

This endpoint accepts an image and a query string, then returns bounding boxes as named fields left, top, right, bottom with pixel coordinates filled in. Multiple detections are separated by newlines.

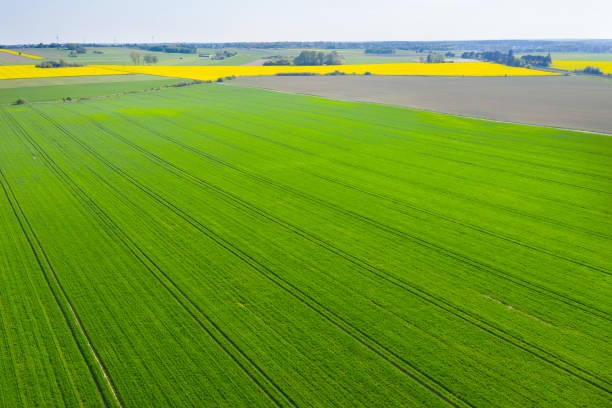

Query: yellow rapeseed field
left=552, top=60, right=612, bottom=75
left=103, top=62, right=556, bottom=80
left=0, top=65, right=127, bottom=80
left=0, top=62, right=555, bottom=81
left=0, top=49, right=44, bottom=60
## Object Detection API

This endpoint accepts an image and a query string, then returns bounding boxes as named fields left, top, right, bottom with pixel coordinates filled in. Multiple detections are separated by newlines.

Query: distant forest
left=5, top=39, right=612, bottom=54
left=462, top=51, right=552, bottom=67
left=179, top=39, right=612, bottom=53
left=138, top=44, right=196, bottom=54
left=265, top=51, right=344, bottom=66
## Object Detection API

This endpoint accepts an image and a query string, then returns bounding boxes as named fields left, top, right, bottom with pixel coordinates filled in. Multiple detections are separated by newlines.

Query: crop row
left=0, top=84, right=609, bottom=407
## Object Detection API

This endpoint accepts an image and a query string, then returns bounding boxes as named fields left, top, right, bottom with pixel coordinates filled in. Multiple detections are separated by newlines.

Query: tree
left=294, top=51, right=323, bottom=65
left=263, top=57, right=292, bottom=66
left=426, top=53, right=445, bottom=63
left=139, top=44, right=196, bottom=54
left=365, top=47, right=394, bottom=54
left=294, top=50, right=344, bottom=66
left=36, top=60, right=83, bottom=68
left=130, top=51, right=141, bottom=65
left=144, top=54, right=158, bottom=64
left=520, top=54, right=551, bottom=67
left=213, top=50, right=237, bottom=60
left=582, top=66, right=603, bottom=75
left=324, top=51, right=344, bottom=65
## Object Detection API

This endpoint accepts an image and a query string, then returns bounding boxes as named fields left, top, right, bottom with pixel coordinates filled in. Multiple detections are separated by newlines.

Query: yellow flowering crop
left=0, top=62, right=555, bottom=81
left=552, top=61, right=612, bottom=75
left=101, top=62, right=556, bottom=80
left=0, top=65, right=126, bottom=80
left=0, top=49, right=44, bottom=60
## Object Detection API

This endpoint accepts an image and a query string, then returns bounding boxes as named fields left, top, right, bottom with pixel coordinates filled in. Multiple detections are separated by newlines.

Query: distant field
left=0, top=73, right=172, bottom=88
left=548, top=53, right=612, bottom=61
left=0, top=84, right=610, bottom=407
left=341, top=55, right=422, bottom=64
left=4, top=48, right=612, bottom=66
left=552, top=60, right=612, bottom=74
left=0, top=75, right=181, bottom=104
left=0, top=65, right=125, bottom=80
left=0, top=48, right=49, bottom=65
left=107, top=62, right=556, bottom=80
left=0, top=62, right=556, bottom=81
left=0, top=46, right=267, bottom=66
left=0, top=48, right=43, bottom=60
left=273, top=48, right=424, bottom=64
left=231, top=75, right=612, bottom=134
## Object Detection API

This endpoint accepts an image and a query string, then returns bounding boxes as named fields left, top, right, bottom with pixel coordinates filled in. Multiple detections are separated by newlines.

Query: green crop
left=0, top=84, right=610, bottom=407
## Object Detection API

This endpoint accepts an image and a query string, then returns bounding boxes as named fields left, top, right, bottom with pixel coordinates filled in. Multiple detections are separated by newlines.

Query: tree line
left=171, top=39, right=612, bottom=54
left=10, top=40, right=612, bottom=54
left=129, top=51, right=159, bottom=65
left=138, top=44, right=196, bottom=54
left=461, top=51, right=552, bottom=67
left=212, top=50, right=237, bottom=60
left=365, top=47, right=395, bottom=54
left=264, top=51, right=344, bottom=66
left=36, top=60, right=83, bottom=68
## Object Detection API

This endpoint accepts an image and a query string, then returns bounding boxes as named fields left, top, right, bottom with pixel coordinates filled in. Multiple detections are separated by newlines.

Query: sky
left=2, top=0, right=611, bottom=44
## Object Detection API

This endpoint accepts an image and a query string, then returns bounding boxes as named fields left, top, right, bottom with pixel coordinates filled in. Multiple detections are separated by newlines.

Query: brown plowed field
left=231, top=75, right=612, bottom=134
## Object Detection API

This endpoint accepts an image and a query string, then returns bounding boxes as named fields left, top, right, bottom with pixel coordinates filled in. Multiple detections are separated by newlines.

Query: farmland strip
left=70, top=106, right=612, bottom=392
left=0, top=163, right=121, bottom=408
left=10, top=107, right=295, bottom=408
left=39, top=106, right=473, bottom=408
left=305, top=170, right=611, bottom=275
left=86, top=105, right=611, bottom=323
left=132, top=94, right=612, bottom=238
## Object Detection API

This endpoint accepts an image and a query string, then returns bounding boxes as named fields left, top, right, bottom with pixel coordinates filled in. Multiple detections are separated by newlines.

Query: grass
left=0, top=84, right=610, bottom=407
left=0, top=75, right=183, bottom=104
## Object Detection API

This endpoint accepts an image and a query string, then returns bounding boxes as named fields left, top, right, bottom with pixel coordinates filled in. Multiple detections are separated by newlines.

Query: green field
left=0, top=47, right=428, bottom=66
left=547, top=52, right=612, bottom=61
left=0, top=84, right=610, bottom=407
left=0, top=74, right=184, bottom=104
left=0, top=46, right=269, bottom=66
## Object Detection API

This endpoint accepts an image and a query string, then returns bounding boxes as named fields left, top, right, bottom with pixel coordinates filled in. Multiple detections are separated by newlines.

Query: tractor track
left=61, top=103, right=612, bottom=393
left=21, top=107, right=297, bottom=408
left=44, top=105, right=473, bottom=408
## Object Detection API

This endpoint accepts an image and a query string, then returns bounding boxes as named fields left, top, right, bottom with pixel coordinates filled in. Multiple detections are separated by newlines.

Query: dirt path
left=242, top=59, right=267, bottom=66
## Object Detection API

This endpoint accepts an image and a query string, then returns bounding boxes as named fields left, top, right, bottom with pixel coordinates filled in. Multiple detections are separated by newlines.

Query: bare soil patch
left=231, top=75, right=612, bottom=134
left=242, top=58, right=267, bottom=66
left=0, top=52, right=32, bottom=63
left=15, top=48, right=60, bottom=58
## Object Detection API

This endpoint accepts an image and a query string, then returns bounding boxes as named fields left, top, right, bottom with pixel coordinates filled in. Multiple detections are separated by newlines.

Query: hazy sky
left=3, top=0, right=611, bottom=44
